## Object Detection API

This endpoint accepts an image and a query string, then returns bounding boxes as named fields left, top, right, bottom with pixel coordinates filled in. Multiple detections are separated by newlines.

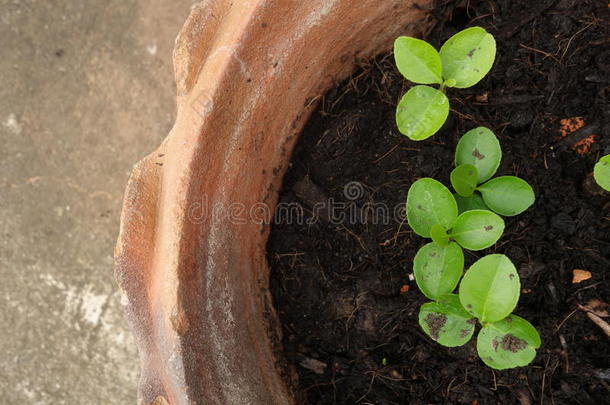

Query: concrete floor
left=0, top=1, right=196, bottom=403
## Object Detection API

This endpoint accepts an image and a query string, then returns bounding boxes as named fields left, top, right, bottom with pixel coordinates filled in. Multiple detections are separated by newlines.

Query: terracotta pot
left=115, top=1, right=432, bottom=404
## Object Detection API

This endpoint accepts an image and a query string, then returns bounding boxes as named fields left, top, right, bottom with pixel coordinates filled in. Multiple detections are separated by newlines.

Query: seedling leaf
left=455, top=127, right=501, bottom=183
left=451, top=164, right=479, bottom=197
left=454, top=193, right=489, bottom=214
left=477, top=315, right=541, bottom=369
left=450, top=210, right=505, bottom=251
left=593, top=154, right=610, bottom=191
left=413, top=242, right=464, bottom=299
left=459, top=254, right=520, bottom=323
left=479, top=176, right=535, bottom=216
left=440, top=26, right=496, bottom=88
left=444, top=78, right=457, bottom=87
left=396, top=85, right=449, bottom=141
left=394, top=37, right=443, bottom=85
left=419, top=294, right=476, bottom=347
left=407, top=178, right=458, bottom=237
left=430, top=224, right=450, bottom=246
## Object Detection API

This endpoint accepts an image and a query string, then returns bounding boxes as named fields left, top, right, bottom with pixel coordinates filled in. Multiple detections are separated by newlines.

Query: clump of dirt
left=268, top=0, right=610, bottom=403
left=501, top=334, right=527, bottom=352
left=425, top=313, right=447, bottom=340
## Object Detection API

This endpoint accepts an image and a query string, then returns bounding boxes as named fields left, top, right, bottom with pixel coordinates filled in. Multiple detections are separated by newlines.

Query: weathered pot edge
left=115, top=1, right=433, bottom=404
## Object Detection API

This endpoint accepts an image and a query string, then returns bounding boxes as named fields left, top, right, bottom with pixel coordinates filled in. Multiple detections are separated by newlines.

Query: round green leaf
left=451, top=164, right=479, bottom=197
left=413, top=242, right=464, bottom=300
left=593, top=154, right=610, bottom=191
left=477, top=315, right=541, bottom=369
left=419, top=295, right=476, bottom=347
left=454, top=193, right=489, bottom=214
left=478, top=176, right=535, bottom=216
left=439, top=26, right=496, bottom=88
left=459, top=254, right=520, bottom=323
left=407, top=178, right=458, bottom=238
left=449, top=210, right=505, bottom=251
left=430, top=224, right=450, bottom=246
left=394, top=36, right=443, bottom=85
left=396, top=85, right=449, bottom=141
left=455, top=127, right=502, bottom=183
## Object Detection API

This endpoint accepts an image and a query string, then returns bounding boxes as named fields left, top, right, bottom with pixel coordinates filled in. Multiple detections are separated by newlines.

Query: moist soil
left=267, top=0, right=610, bottom=403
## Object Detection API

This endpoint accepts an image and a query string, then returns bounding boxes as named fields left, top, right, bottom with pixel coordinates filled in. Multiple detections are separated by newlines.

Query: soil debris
left=424, top=313, right=447, bottom=340
left=501, top=334, right=527, bottom=352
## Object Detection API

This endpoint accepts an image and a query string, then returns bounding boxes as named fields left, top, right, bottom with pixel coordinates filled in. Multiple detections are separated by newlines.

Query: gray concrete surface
left=0, top=1, right=196, bottom=403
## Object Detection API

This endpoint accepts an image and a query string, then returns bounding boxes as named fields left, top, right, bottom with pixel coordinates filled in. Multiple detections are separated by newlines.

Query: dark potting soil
left=267, top=0, right=610, bottom=404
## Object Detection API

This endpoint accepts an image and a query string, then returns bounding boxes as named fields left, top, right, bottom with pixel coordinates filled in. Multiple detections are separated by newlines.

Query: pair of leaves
left=594, top=154, right=610, bottom=191
left=394, top=27, right=496, bottom=140
left=394, top=27, right=496, bottom=88
left=414, top=230, right=515, bottom=302
left=418, top=256, right=541, bottom=369
left=452, top=173, right=535, bottom=216
left=451, top=127, right=535, bottom=216
left=407, top=178, right=505, bottom=251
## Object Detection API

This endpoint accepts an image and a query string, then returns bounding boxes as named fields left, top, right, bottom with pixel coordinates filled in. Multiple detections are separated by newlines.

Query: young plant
left=397, top=27, right=540, bottom=370
left=451, top=127, right=535, bottom=216
left=406, top=151, right=540, bottom=368
left=407, top=178, right=505, bottom=254
left=407, top=178, right=505, bottom=303
left=593, top=154, right=610, bottom=191
left=419, top=255, right=541, bottom=369
left=394, top=27, right=496, bottom=140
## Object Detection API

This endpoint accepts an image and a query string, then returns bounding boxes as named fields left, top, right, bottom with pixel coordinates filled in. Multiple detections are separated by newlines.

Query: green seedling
left=407, top=178, right=505, bottom=254
left=406, top=175, right=540, bottom=369
left=593, top=154, right=610, bottom=191
left=452, top=127, right=536, bottom=216
left=398, top=27, right=540, bottom=370
left=418, top=255, right=541, bottom=369
left=394, top=27, right=496, bottom=140
left=407, top=178, right=505, bottom=302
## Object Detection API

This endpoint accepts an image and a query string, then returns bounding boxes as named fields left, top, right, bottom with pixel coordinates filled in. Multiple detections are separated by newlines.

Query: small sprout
left=439, top=27, right=497, bottom=89
left=406, top=178, right=457, bottom=237
left=459, top=254, right=520, bottom=323
left=477, top=315, right=541, bottom=369
left=394, top=27, right=496, bottom=140
left=478, top=176, right=535, bottom=216
left=449, top=210, right=505, bottom=251
left=430, top=224, right=450, bottom=246
left=453, top=128, right=535, bottom=216
left=418, top=294, right=476, bottom=347
left=413, top=242, right=464, bottom=300
left=455, top=127, right=502, bottom=183
left=400, top=34, right=540, bottom=370
left=443, top=78, right=457, bottom=87
left=451, top=163, right=479, bottom=197
left=454, top=193, right=489, bottom=214
left=396, top=86, right=449, bottom=141
left=593, top=154, right=610, bottom=191
left=407, top=179, right=504, bottom=250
